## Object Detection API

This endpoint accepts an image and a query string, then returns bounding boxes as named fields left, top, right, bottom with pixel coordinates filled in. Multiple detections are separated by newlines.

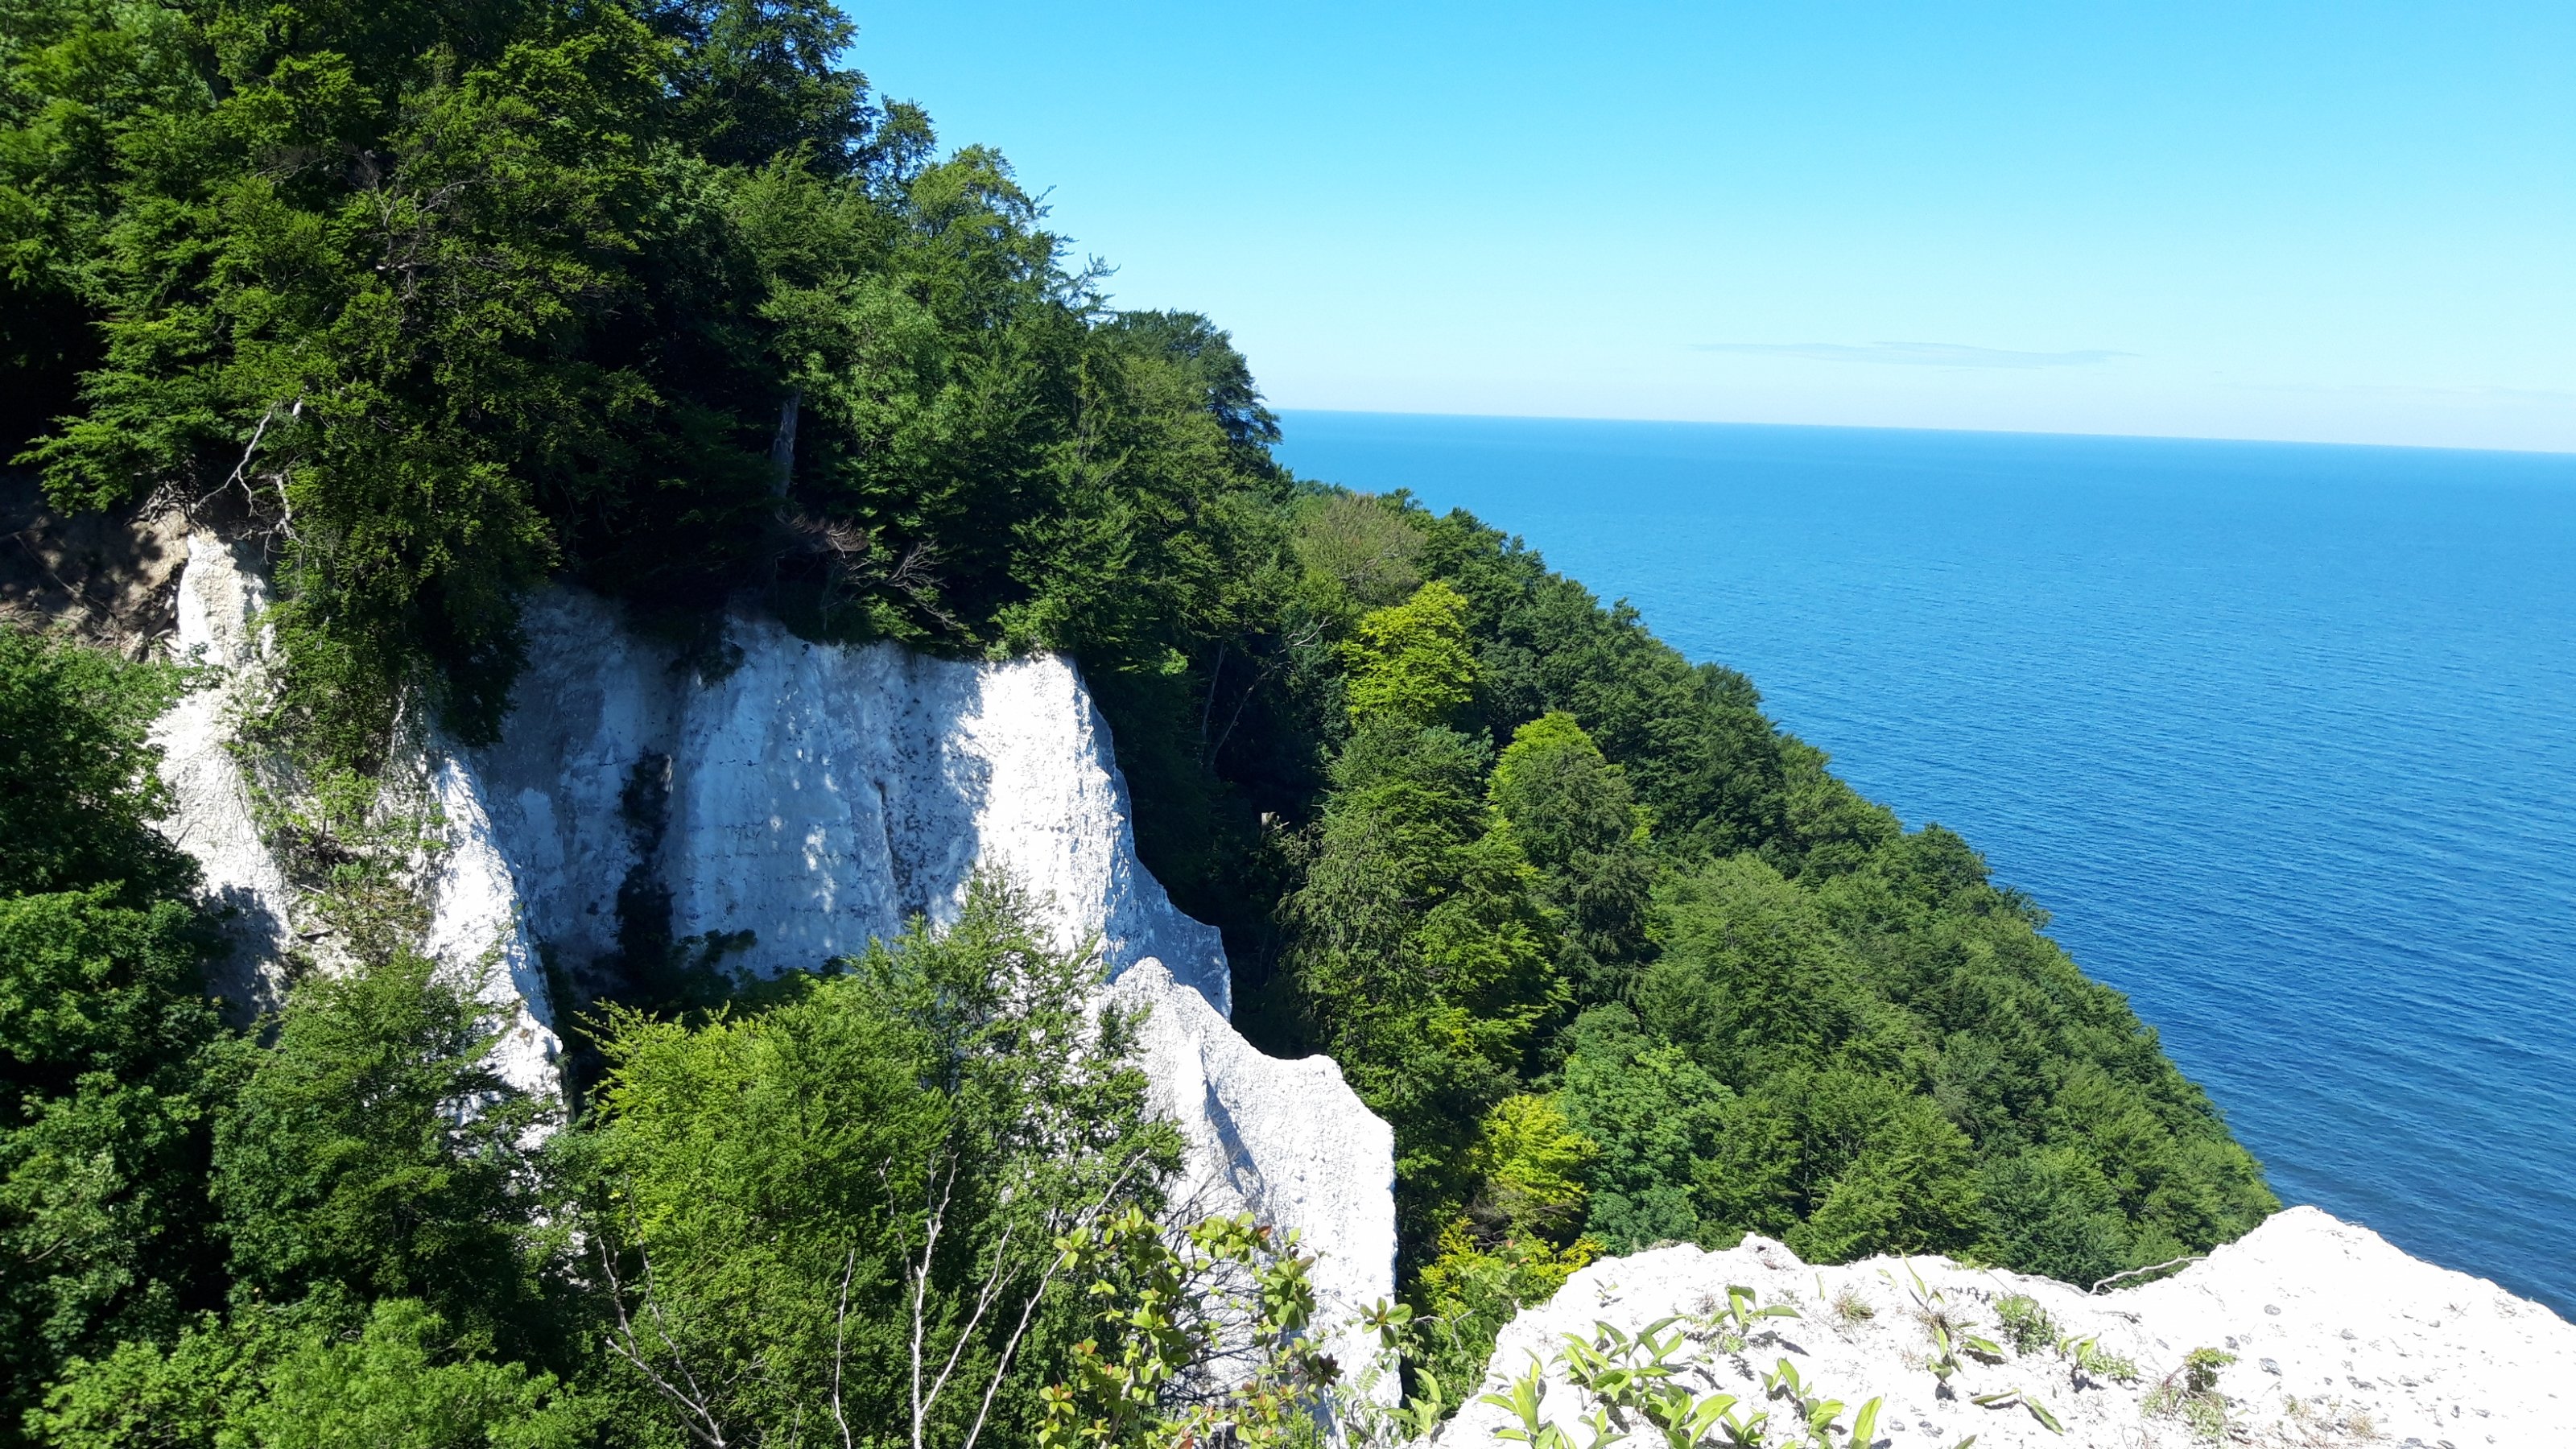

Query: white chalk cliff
left=473, top=586, right=1230, bottom=1013
left=1439, top=1206, right=2574, bottom=1448
left=151, top=535, right=564, bottom=1096
left=147, top=535, right=1396, bottom=1362
left=1112, top=961, right=1398, bottom=1389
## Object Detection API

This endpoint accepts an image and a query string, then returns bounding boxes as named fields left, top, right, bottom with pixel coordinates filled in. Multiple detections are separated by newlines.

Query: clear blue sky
left=854, top=2, right=2574, bottom=452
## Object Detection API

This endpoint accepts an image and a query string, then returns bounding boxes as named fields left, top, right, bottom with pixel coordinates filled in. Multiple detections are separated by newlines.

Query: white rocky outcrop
left=471, top=588, right=1230, bottom=1014
left=145, top=537, right=1394, bottom=1359
left=151, top=534, right=295, bottom=1009
left=1439, top=1206, right=2574, bottom=1448
left=1112, top=961, right=1399, bottom=1390
left=151, top=534, right=564, bottom=1096
left=421, top=752, right=564, bottom=1098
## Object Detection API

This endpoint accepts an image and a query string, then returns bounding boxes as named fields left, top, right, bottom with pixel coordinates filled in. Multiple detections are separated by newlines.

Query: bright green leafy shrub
left=1340, top=580, right=1477, bottom=730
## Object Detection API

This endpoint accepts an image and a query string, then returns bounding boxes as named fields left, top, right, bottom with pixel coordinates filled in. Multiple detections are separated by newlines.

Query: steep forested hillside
left=1, top=1, right=2272, bottom=1440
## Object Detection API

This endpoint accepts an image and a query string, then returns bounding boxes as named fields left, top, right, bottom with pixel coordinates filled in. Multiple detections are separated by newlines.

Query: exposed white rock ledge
left=151, top=533, right=295, bottom=1006
left=1439, top=1205, right=2574, bottom=1448
left=1113, top=960, right=1398, bottom=1393
left=151, top=533, right=564, bottom=1096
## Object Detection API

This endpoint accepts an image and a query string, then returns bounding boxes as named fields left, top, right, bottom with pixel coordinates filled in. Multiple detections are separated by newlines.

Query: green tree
left=237, top=1298, right=592, bottom=1449
left=1282, top=724, right=1558, bottom=1254
left=0, top=891, right=227, bottom=1441
left=579, top=877, right=1180, bottom=1449
left=1414, top=510, right=1790, bottom=861
left=36, top=1298, right=591, bottom=1449
left=0, top=0, right=207, bottom=453
left=1553, top=1006, right=1755, bottom=1252
left=208, top=952, right=556, bottom=1356
left=0, top=629, right=228, bottom=1440
left=1487, top=712, right=1655, bottom=1007
left=639, top=0, right=879, bottom=173
left=1637, top=853, right=1881, bottom=1084
left=0, top=627, right=190, bottom=901
left=1040, top=1209, right=1343, bottom=1449
left=1339, top=580, right=1476, bottom=730
left=1288, top=491, right=1425, bottom=616
left=33, top=1307, right=286, bottom=1449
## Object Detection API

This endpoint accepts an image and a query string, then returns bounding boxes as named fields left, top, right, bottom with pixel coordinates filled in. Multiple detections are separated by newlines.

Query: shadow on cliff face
left=0, top=471, right=189, bottom=650
left=542, top=745, right=767, bottom=1104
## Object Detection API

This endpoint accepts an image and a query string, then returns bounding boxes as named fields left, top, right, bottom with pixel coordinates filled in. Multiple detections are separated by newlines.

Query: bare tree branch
left=956, top=1151, right=1156, bottom=1449
left=597, top=1237, right=733, bottom=1449
left=831, top=1244, right=859, bottom=1449
left=909, top=1155, right=959, bottom=1449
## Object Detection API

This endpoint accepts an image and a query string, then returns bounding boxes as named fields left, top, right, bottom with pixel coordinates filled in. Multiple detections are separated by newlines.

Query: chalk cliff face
left=151, top=534, right=295, bottom=997
left=1111, top=961, right=1397, bottom=1391
left=473, top=586, right=1231, bottom=1015
left=147, top=535, right=1395, bottom=1364
left=152, top=533, right=567, bottom=1098
left=1439, top=1206, right=2574, bottom=1449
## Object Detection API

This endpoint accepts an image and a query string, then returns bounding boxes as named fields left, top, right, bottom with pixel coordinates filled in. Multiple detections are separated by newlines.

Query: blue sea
left=1276, top=411, right=2576, bottom=1315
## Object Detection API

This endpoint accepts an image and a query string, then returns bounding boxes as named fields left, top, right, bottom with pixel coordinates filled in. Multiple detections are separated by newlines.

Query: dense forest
left=0, top=0, right=2275, bottom=1443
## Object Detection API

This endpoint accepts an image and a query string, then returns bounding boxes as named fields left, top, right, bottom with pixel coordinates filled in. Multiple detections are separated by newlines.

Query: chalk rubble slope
left=1439, top=1205, right=2573, bottom=1449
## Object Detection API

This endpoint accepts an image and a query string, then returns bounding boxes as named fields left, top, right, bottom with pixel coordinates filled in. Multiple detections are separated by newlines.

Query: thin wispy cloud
left=1692, top=341, right=2132, bottom=369
left=2235, top=381, right=2576, bottom=405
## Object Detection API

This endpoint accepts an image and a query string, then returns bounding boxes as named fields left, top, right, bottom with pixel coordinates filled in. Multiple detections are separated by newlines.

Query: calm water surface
left=1277, top=411, right=2576, bottom=1314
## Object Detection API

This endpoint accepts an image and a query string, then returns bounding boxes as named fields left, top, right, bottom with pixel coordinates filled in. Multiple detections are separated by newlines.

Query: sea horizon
left=1278, top=406, right=2576, bottom=463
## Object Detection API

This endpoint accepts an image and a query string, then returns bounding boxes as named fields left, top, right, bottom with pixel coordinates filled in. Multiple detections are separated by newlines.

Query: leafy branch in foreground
left=1040, top=1208, right=1341, bottom=1448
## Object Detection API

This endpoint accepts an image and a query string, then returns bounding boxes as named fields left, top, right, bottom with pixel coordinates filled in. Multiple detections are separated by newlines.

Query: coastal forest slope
left=0, top=0, right=2273, bottom=1439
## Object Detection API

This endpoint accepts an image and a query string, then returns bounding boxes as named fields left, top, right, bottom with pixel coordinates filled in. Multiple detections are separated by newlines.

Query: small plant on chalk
left=1762, top=1356, right=1884, bottom=1447
left=1483, top=1334, right=1770, bottom=1449
left=2054, top=1332, right=2140, bottom=1387
left=1477, top=1290, right=1885, bottom=1449
left=1901, top=1263, right=2004, bottom=1388
left=1992, top=1294, right=2058, bottom=1355
left=1969, top=1385, right=2065, bottom=1435
left=1683, top=1282, right=1802, bottom=1357
left=2281, top=1393, right=2378, bottom=1445
left=1480, top=1364, right=1624, bottom=1449
left=2141, top=1347, right=2236, bottom=1442
left=1827, top=1282, right=1875, bottom=1325
left=1560, top=1315, right=1691, bottom=1412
